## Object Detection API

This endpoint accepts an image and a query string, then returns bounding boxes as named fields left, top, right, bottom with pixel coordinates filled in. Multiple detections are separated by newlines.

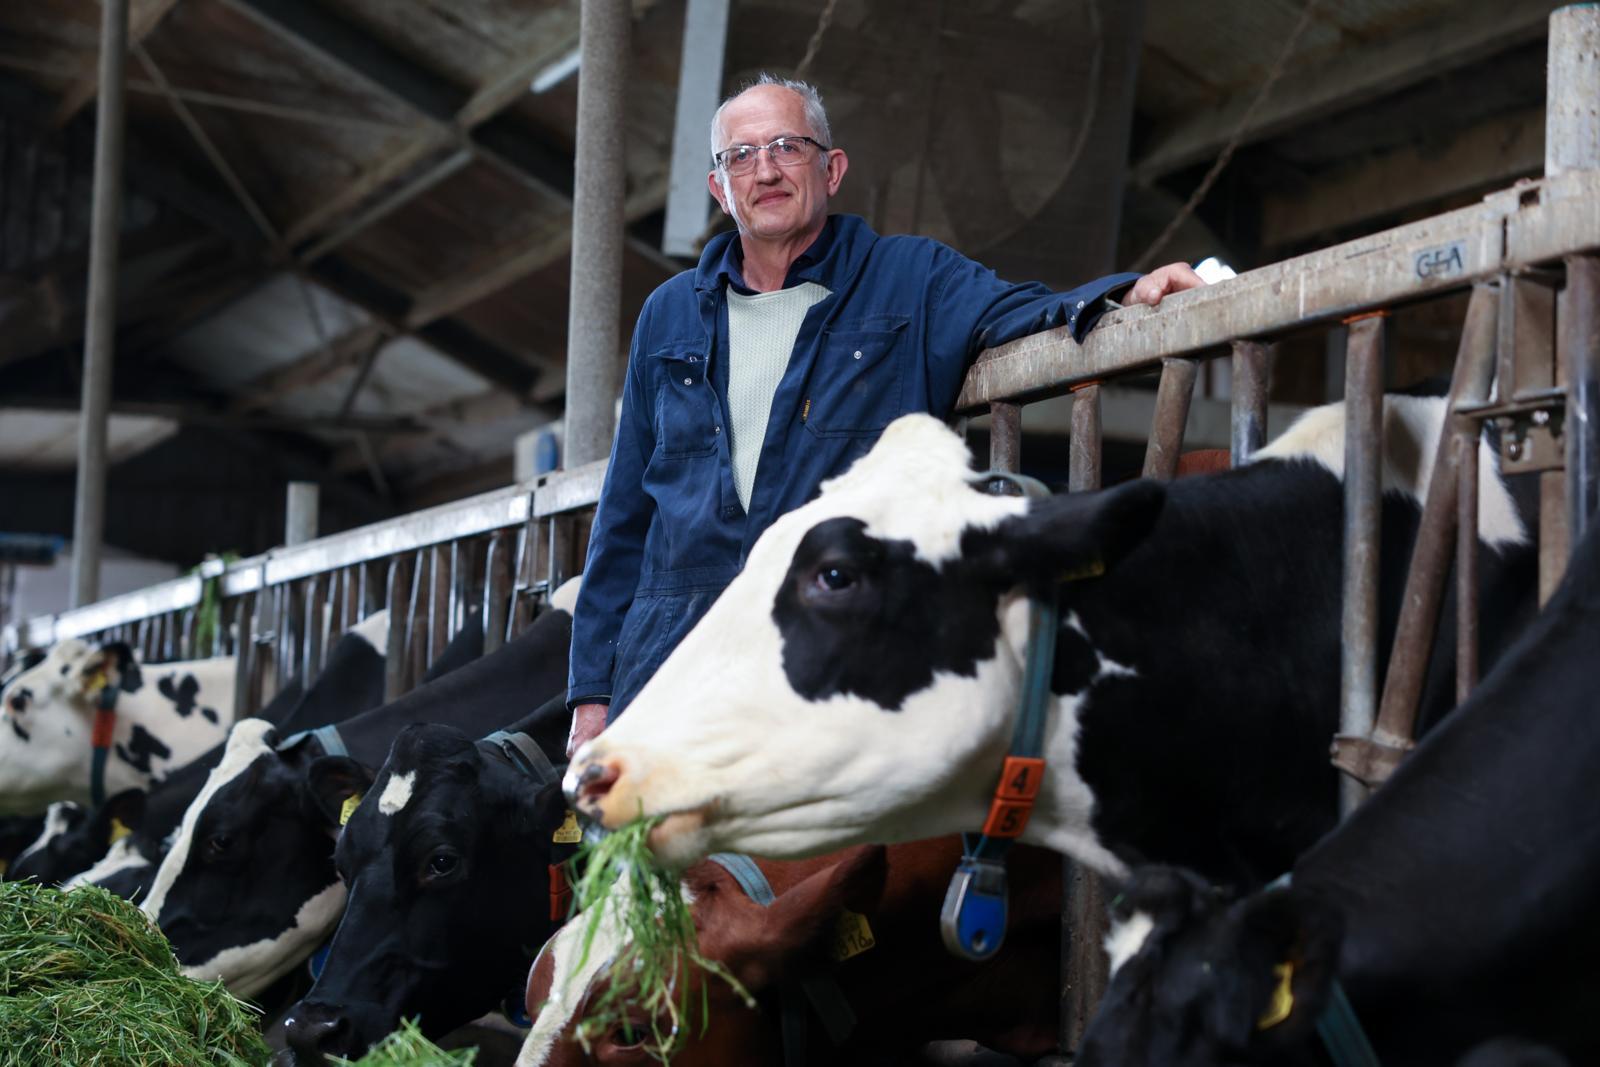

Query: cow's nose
left=6, top=695, right=24, bottom=712
left=283, top=1002, right=349, bottom=1063
left=573, top=758, right=621, bottom=812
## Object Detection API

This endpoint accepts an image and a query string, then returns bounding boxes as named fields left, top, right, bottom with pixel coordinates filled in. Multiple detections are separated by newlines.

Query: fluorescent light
left=530, top=47, right=582, bottom=93
left=1194, top=256, right=1237, bottom=284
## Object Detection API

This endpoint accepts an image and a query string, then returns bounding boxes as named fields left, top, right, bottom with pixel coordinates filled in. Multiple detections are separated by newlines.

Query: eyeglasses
left=714, top=136, right=829, bottom=176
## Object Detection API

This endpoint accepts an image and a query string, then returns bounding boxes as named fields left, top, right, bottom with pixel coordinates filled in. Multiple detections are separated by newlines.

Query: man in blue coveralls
left=566, top=75, right=1205, bottom=755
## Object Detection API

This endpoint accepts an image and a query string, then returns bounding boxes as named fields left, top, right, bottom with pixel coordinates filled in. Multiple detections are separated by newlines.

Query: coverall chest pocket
left=806, top=320, right=908, bottom=438
left=650, top=348, right=718, bottom=458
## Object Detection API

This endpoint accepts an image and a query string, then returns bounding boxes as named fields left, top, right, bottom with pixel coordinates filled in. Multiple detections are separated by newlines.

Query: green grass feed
left=332, top=1018, right=476, bottom=1066
left=0, top=880, right=268, bottom=1067
left=567, top=816, right=753, bottom=1063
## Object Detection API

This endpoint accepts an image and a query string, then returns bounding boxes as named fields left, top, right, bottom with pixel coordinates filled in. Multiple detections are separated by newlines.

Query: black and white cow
left=5, top=789, right=147, bottom=889
left=1077, top=520, right=1600, bottom=1067
left=281, top=695, right=572, bottom=1063
left=568, top=399, right=1535, bottom=887
left=141, top=582, right=577, bottom=998
left=43, top=611, right=401, bottom=898
left=0, top=639, right=237, bottom=815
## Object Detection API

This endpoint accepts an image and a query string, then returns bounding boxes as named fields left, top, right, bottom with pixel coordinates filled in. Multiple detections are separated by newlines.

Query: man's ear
left=979, top=478, right=1166, bottom=591
left=80, top=642, right=143, bottom=695
left=714, top=845, right=888, bottom=992
left=707, top=168, right=731, bottom=216
left=305, top=756, right=376, bottom=829
left=1207, top=887, right=1343, bottom=1053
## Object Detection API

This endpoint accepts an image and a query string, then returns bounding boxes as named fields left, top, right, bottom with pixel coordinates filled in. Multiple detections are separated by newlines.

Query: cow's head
left=141, top=718, right=360, bottom=998
left=0, top=640, right=142, bottom=814
left=6, top=789, right=144, bottom=887
left=283, top=721, right=569, bottom=1064
left=566, top=414, right=1163, bottom=865
left=518, top=846, right=887, bottom=1067
left=1078, top=866, right=1343, bottom=1067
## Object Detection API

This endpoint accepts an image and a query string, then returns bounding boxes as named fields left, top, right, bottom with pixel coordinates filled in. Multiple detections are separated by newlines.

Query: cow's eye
left=813, top=565, right=856, bottom=592
left=426, top=852, right=459, bottom=879
left=204, top=833, right=233, bottom=859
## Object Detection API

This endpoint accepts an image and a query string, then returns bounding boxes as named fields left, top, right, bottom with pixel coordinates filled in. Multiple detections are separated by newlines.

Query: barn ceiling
left=0, top=0, right=1563, bottom=527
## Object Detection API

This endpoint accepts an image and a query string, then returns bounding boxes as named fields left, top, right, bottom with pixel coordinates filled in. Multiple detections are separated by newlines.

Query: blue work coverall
left=568, top=214, right=1139, bottom=719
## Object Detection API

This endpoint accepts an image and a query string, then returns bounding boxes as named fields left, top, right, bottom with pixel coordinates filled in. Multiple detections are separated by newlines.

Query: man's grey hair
left=709, top=73, right=833, bottom=163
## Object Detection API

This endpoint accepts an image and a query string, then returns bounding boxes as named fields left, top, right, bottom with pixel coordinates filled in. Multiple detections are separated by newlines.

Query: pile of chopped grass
left=568, top=816, right=752, bottom=1061
left=0, top=880, right=269, bottom=1066
left=332, top=1018, right=475, bottom=1066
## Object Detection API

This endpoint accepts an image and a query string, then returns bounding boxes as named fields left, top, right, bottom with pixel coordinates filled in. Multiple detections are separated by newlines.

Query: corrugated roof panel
left=266, top=335, right=491, bottom=419
left=0, top=411, right=178, bottom=470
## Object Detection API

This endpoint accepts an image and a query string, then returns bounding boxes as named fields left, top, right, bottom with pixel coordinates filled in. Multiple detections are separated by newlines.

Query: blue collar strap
left=940, top=471, right=1059, bottom=962
left=276, top=723, right=348, bottom=759
left=708, top=853, right=857, bottom=1063
left=482, top=729, right=559, bottom=786
left=1265, top=873, right=1381, bottom=1067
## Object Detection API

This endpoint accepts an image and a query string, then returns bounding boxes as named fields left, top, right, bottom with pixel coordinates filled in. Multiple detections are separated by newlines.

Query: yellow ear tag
left=552, top=809, right=582, bottom=844
left=83, top=666, right=110, bottom=700
left=108, top=817, right=132, bottom=844
left=828, top=909, right=876, bottom=962
left=339, top=793, right=363, bottom=827
left=1059, top=558, right=1106, bottom=583
left=1257, top=962, right=1295, bottom=1030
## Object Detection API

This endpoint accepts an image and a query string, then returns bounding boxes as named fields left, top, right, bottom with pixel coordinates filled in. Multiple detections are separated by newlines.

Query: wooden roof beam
left=1131, top=0, right=1560, bottom=185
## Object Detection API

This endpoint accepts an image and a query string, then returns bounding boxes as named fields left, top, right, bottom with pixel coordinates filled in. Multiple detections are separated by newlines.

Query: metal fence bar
left=383, top=555, right=411, bottom=702
left=989, top=401, right=1022, bottom=473
left=1142, top=357, right=1199, bottom=481
left=1069, top=386, right=1103, bottom=494
left=1564, top=254, right=1600, bottom=548
left=1338, top=314, right=1386, bottom=815
left=1230, top=341, right=1273, bottom=465
left=483, top=531, right=511, bottom=656
left=1456, top=432, right=1480, bottom=704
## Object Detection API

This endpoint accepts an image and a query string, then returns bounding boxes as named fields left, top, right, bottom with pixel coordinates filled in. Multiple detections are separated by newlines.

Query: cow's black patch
left=7, top=687, right=32, bottom=713
left=200, top=706, right=218, bottom=724
left=158, top=674, right=201, bottom=718
left=59, top=665, right=70, bottom=677
left=772, top=517, right=1007, bottom=710
left=9, top=718, right=29, bottom=742
left=115, top=725, right=172, bottom=774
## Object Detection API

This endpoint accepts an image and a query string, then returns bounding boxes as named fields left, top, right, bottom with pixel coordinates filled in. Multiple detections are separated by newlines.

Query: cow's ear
left=305, top=756, right=375, bottom=828
left=720, top=845, right=888, bottom=991
left=95, top=788, right=146, bottom=845
left=79, top=642, right=143, bottom=695
left=1207, top=887, right=1342, bottom=1053
left=983, top=479, right=1166, bottom=589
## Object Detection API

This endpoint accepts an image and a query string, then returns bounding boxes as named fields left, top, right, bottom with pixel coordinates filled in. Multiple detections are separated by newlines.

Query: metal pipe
left=69, top=0, right=131, bottom=609
left=989, top=401, right=1022, bottom=473
left=1230, top=341, right=1273, bottom=465
left=1368, top=286, right=1498, bottom=772
left=1455, top=432, right=1480, bottom=705
left=1563, top=255, right=1600, bottom=547
left=1339, top=314, right=1385, bottom=815
left=1540, top=470, right=1570, bottom=606
left=563, top=0, right=631, bottom=468
left=383, top=556, right=409, bottom=702
left=1142, top=358, right=1199, bottom=481
left=285, top=481, right=320, bottom=546
left=1069, top=385, right=1103, bottom=493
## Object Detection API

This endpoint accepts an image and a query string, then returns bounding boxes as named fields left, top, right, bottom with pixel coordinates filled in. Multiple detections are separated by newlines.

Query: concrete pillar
left=663, top=0, right=729, bottom=256
left=69, top=0, right=130, bottom=608
left=285, top=482, right=320, bottom=546
left=564, top=0, right=631, bottom=469
left=1546, top=5, right=1600, bottom=178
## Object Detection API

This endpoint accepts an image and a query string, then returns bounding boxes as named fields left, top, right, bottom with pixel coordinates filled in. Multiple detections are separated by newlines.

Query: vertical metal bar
left=989, top=401, right=1022, bottom=473
left=1142, top=357, right=1199, bottom=481
left=564, top=0, right=631, bottom=468
left=69, top=0, right=130, bottom=609
left=483, top=531, right=512, bottom=655
left=1069, top=385, right=1103, bottom=493
left=232, top=594, right=255, bottom=719
left=285, top=481, right=319, bottom=545
left=1368, top=286, right=1498, bottom=764
left=1339, top=314, right=1386, bottom=815
left=1230, top=341, right=1273, bottom=466
left=1455, top=432, right=1480, bottom=705
left=180, top=607, right=195, bottom=660
left=428, top=544, right=450, bottom=666
left=405, top=549, right=426, bottom=690
left=357, top=561, right=370, bottom=621
left=448, top=540, right=462, bottom=641
left=383, top=557, right=409, bottom=702
left=547, top=518, right=564, bottom=597
left=301, top=576, right=321, bottom=685
left=1563, top=255, right=1600, bottom=548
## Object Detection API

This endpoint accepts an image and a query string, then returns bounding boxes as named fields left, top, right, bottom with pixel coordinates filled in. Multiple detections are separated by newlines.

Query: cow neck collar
left=477, top=730, right=576, bottom=931
left=276, top=724, right=349, bottom=758
left=84, top=669, right=122, bottom=807
left=941, top=471, right=1062, bottom=963
left=707, top=853, right=856, bottom=1066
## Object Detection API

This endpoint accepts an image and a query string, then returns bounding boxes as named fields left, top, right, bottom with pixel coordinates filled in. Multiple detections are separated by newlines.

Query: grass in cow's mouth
left=0, top=880, right=269, bottom=1066
left=568, top=814, right=753, bottom=1062
left=331, top=1017, right=476, bottom=1065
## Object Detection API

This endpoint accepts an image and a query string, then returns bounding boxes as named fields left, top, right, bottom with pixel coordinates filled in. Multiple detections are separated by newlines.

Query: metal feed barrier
left=2, top=7, right=1596, bottom=1060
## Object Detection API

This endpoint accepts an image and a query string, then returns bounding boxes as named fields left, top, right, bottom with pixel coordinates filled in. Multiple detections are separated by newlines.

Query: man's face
left=707, top=86, right=847, bottom=244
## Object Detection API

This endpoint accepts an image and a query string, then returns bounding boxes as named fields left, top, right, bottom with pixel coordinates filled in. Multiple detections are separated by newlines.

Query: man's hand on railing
left=568, top=701, right=609, bottom=758
left=1126, top=262, right=1207, bottom=307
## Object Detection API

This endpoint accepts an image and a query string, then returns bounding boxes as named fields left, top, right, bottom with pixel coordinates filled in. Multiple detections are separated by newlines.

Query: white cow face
left=0, top=640, right=139, bottom=815
left=566, top=415, right=1164, bottom=866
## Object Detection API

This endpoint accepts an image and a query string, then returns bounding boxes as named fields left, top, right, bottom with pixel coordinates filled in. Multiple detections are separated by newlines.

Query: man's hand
left=1126, top=262, right=1207, bottom=307
left=568, top=702, right=609, bottom=759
